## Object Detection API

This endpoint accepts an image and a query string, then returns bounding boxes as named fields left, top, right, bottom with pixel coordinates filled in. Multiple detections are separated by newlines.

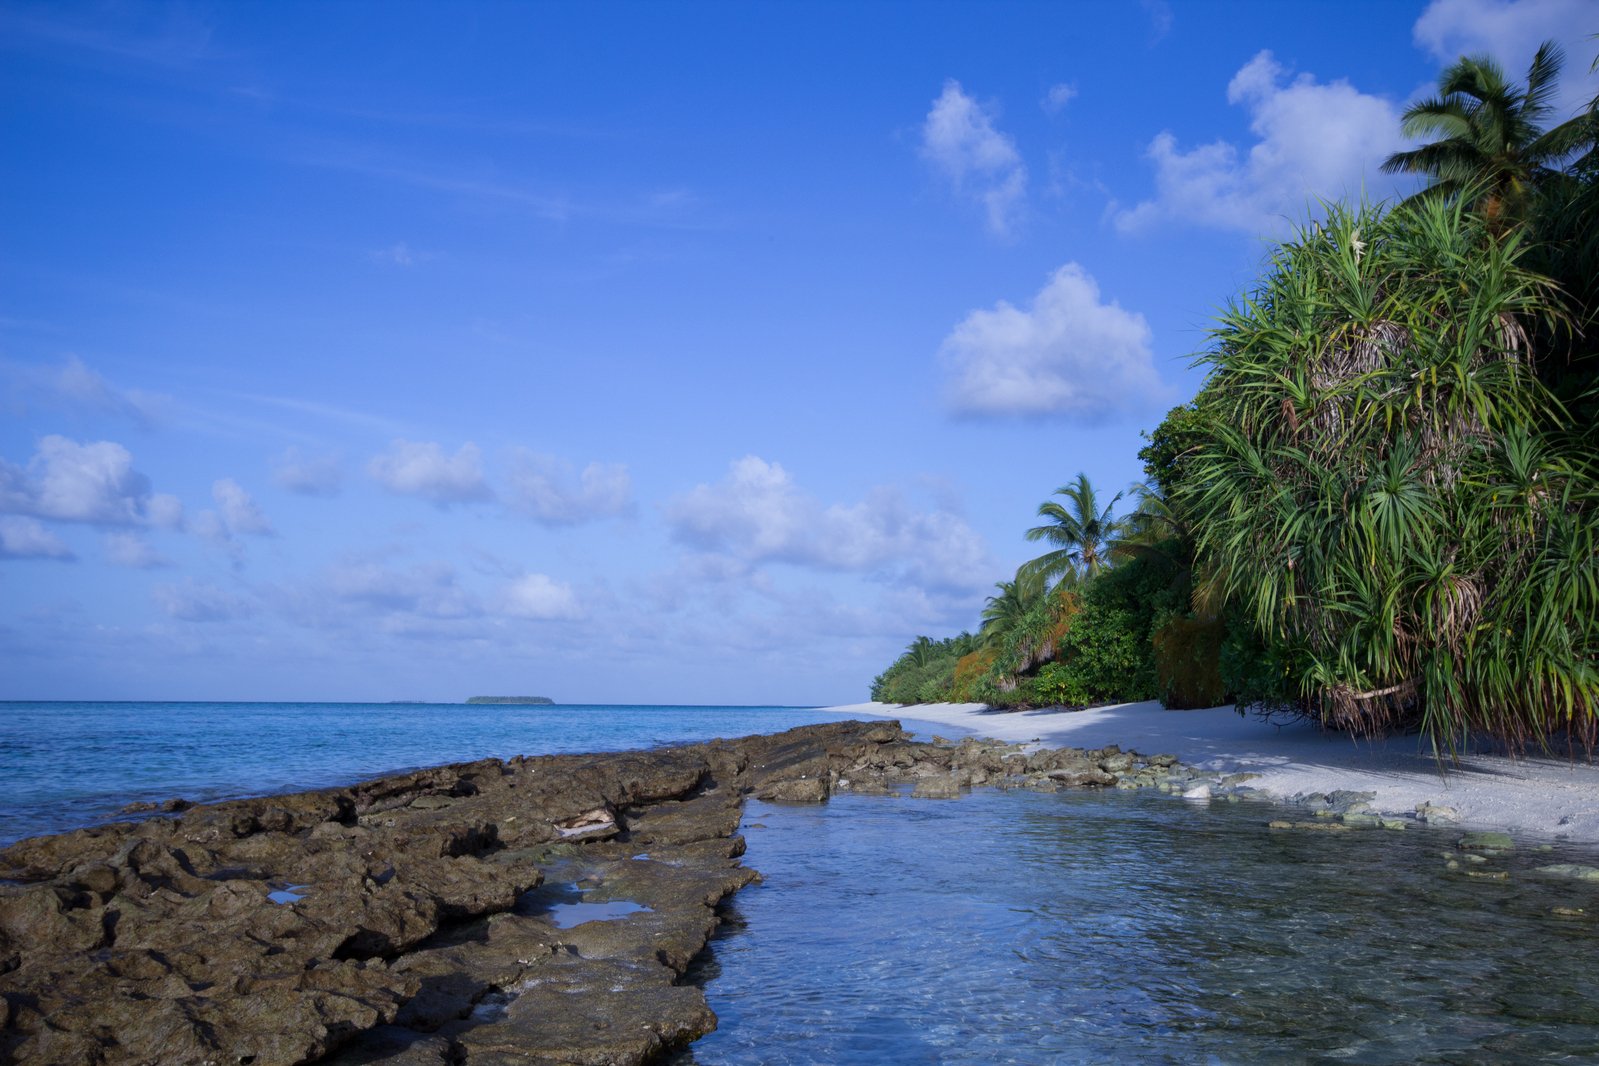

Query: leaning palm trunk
left=1185, top=199, right=1598, bottom=756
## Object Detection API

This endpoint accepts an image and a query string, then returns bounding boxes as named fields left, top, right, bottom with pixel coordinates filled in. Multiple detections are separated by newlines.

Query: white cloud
left=153, top=579, right=254, bottom=622
left=1113, top=51, right=1407, bottom=235
left=194, top=478, right=272, bottom=547
left=0, top=435, right=165, bottom=525
left=103, top=531, right=165, bottom=568
left=272, top=448, right=343, bottom=496
left=1141, top=0, right=1173, bottom=41
left=212, top=478, right=272, bottom=535
left=1042, top=83, right=1078, bottom=114
left=2, top=356, right=168, bottom=425
left=921, top=80, right=1028, bottom=236
left=501, top=573, right=582, bottom=620
left=328, top=561, right=479, bottom=619
left=0, top=516, right=73, bottom=559
left=505, top=449, right=632, bottom=526
left=369, top=241, right=431, bottom=266
left=1414, top=0, right=1598, bottom=118
left=146, top=493, right=185, bottom=530
left=369, top=439, right=493, bottom=505
left=667, top=456, right=989, bottom=591
left=940, top=263, right=1167, bottom=419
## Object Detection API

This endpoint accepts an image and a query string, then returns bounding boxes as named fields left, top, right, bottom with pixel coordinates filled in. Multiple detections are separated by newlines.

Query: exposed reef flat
left=0, top=720, right=1210, bottom=1065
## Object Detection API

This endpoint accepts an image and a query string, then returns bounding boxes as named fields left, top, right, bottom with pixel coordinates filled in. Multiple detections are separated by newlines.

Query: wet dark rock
left=0, top=720, right=1191, bottom=1065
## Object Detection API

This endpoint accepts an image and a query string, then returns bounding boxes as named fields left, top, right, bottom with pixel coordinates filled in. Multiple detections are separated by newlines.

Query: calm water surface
left=0, top=701, right=941, bottom=845
left=674, top=789, right=1599, bottom=1065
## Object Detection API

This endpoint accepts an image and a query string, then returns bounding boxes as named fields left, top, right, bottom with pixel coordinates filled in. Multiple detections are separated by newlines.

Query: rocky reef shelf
left=8, top=718, right=1566, bottom=1064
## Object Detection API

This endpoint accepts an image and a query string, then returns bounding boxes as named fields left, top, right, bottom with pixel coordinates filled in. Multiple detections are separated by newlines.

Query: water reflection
left=673, top=790, right=1599, bottom=1064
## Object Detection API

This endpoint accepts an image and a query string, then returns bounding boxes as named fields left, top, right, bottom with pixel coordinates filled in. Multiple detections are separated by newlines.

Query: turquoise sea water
left=0, top=701, right=923, bottom=846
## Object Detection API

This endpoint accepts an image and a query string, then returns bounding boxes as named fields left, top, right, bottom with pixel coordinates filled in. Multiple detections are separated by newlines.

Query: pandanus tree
left=1380, top=41, right=1589, bottom=231
left=1023, top=473, right=1125, bottom=585
left=1183, top=197, right=1597, bottom=754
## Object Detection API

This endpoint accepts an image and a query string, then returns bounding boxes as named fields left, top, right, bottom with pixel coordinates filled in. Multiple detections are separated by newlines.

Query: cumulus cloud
left=272, top=448, right=343, bottom=497
left=921, top=80, right=1028, bottom=236
left=505, top=449, right=632, bottom=526
left=1414, top=0, right=1598, bottom=117
left=501, top=573, right=582, bottom=620
left=0, top=516, right=73, bottom=559
left=0, top=435, right=171, bottom=525
left=1041, top=83, right=1078, bottom=114
left=103, top=531, right=165, bottom=568
left=1112, top=51, right=1407, bottom=235
left=368, top=439, right=493, bottom=505
left=667, top=456, right=989, bottom=592
left=153, top=579, right=254, bottom=622
left=940, top=263, right=1166, bottom=419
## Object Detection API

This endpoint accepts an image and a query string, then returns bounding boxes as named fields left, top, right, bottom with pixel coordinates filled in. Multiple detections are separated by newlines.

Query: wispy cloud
left=153, top=579, right=255, bottom=622
left=272, top=448, right=343, bottom=497
left=2, top=355, right=170, bottom=426
left=505, top=449, right=633, bottom=527
left=667, top=456, right=991, bottom=593
left=0, top=7, right=215, bottom=69
left=0, top=516, right=73, bottom=560
left=369, top=242, right=421, bottom=266
left=920, top=80, right=1028, bottom=237
left=103, top=530, right=166, bottom=568
left=1041, top=83, right=1078, bottom=115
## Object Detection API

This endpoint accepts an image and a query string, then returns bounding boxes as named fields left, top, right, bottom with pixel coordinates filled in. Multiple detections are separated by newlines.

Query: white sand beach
left=822, top=700, right=1599, bottom=844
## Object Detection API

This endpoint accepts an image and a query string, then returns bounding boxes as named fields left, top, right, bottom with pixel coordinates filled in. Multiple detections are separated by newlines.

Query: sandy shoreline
left=820, top=700, right=1599, bottom=845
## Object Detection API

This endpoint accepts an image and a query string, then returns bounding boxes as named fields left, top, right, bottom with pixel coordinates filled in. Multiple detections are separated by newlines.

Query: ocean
left=0, top=700, right=945, bottom=846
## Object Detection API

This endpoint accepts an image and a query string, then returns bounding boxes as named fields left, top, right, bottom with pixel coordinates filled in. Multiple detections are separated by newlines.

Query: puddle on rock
left=266, top=884, right=308, bottom=905
left=515, top=881, right=652, bottom=929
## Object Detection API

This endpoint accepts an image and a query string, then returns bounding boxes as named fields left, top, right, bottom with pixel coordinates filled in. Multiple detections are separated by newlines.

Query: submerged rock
left=911, top=775, right=962, bottom=799
left=1533, top=864, right=1599, bottom=882
left=1458, top=831, right=1516, bottom=852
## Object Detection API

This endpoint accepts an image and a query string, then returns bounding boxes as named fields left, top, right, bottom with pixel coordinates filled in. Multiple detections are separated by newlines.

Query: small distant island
left=466, top=695, right=555, bottom=705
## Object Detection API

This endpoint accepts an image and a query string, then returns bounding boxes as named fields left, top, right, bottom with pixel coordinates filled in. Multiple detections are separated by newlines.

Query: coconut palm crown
left=1023, top=473, right=1124, bottom=585
left=1380, top=41, right=1588, bottom=229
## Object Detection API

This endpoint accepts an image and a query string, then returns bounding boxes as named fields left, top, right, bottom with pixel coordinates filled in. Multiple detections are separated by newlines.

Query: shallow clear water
left=673, top=789, right=1599, bottom=1065
left=0, top=701, right=944, bottom=845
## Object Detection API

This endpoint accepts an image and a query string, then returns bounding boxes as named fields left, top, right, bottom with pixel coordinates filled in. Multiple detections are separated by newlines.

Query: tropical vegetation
left=872, top=37, right=1598, bottom=755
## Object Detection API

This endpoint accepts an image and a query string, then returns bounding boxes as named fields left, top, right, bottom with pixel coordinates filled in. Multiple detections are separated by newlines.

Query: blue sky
left=2, top=0, right=1595, bottom=704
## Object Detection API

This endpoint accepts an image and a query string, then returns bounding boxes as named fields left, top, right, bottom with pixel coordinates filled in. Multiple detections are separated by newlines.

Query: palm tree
left=979, top=568, right=1046, bottom=648
left=1380, top=41, right=1586, bottom=230
left=903, top=635, right=936, bottom=668
left=1023, top=473, right=1124, bottom=584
